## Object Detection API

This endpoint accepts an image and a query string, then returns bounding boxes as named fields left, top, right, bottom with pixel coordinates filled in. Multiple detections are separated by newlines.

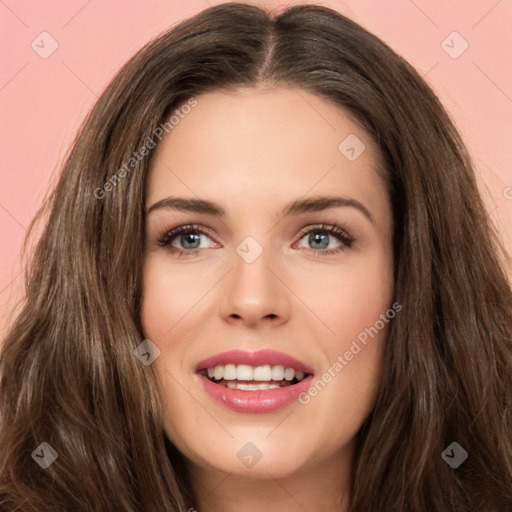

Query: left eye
left=295, top=224, right=354, bottom=254
left=298, top=231, right=342, bottom=251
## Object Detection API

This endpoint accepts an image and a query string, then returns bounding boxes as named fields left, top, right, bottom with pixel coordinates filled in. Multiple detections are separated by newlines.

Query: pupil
left=310, top=232, right=328, bottom=249
left=182, top=233, right=200, bottom=249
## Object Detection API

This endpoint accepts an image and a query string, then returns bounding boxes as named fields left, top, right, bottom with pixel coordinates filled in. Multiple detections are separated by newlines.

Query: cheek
left=140, top=254, right=209, bottom=339
left=294, top=249, right=393, bottom=421
left=140, top=258, right=203, bottom=429
left=297, top=250, right=394, bottom=346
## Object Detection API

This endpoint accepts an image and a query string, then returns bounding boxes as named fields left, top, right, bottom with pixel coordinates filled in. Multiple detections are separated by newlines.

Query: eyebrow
left=146, top=195, right=376, bottom=225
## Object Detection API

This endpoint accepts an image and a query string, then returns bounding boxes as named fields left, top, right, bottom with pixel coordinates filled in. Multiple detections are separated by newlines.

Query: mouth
left=195, top=349, right=315, bottom=413
left=198, top=363, right=310, bottom=390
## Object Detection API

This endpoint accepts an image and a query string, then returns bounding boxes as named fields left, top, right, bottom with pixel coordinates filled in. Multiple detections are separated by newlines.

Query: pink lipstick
left=195, top=349, right=315, bottom=414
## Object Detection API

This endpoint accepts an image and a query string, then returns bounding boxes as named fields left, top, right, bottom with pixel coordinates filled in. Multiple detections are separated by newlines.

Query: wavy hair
left=1, top=3, right=511, bottom=511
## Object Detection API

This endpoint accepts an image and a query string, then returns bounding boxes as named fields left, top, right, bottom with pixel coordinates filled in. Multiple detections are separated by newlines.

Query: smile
left=195, top=349, right=315, bottom=413
left=200, top=364, right=307, bottom=389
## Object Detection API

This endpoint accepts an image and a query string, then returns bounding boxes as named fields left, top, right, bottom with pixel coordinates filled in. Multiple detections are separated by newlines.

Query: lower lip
left=197, top=373, right=315, bottom=413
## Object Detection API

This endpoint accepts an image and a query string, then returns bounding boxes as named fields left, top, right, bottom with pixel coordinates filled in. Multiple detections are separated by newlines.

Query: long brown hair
left=1, top=3, right=511, bottom=511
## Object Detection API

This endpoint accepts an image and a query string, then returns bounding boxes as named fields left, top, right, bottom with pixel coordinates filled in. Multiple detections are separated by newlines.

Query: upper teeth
left=206, top=364, right=305, bottom=382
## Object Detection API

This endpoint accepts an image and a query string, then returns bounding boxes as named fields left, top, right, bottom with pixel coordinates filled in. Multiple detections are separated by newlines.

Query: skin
left=141, top=87, right=394, bottom=512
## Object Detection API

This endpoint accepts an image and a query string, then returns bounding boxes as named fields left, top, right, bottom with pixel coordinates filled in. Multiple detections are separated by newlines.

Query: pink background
left=1, top=0, right=511, bottom=336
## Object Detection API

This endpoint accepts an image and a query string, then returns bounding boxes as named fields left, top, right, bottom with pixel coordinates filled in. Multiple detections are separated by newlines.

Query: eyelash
left=157, top=223, right=355, bottom=258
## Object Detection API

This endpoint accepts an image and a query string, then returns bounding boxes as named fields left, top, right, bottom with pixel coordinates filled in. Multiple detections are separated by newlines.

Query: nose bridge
left=219, top=233, right=290, bottom=326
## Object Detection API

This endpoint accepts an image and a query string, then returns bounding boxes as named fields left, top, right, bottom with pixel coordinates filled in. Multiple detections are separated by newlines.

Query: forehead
left=146, top=87, right=388, bottom=222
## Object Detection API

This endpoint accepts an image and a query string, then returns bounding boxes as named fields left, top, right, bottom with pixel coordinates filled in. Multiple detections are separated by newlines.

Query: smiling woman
left=0, top=2, right=511, bottom=512
left=142, top=88, right=394, bottom=509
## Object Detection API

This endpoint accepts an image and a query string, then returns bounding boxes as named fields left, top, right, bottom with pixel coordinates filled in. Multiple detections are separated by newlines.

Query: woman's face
left=141, top=87, right=394, bottom=482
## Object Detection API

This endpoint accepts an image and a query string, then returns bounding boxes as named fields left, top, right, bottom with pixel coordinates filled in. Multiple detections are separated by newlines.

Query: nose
left=219, top=246, right=291, bottom=329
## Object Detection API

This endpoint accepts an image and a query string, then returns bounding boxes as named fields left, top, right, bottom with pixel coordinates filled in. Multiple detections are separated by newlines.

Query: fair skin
left=141, top=87, right=394, bottom=512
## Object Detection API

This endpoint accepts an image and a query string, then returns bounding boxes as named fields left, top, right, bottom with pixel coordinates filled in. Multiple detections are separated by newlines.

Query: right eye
left=158, top=224, right=219, bottom=257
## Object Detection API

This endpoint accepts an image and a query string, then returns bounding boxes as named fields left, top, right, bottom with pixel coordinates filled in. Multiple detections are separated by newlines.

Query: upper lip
left=195, top=349, right=315, bottom=375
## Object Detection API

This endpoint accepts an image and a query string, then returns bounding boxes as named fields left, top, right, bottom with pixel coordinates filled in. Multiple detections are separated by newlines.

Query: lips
left=195, top=349, right=315, bottom=414
left=195, top=349, right=314, bottom=374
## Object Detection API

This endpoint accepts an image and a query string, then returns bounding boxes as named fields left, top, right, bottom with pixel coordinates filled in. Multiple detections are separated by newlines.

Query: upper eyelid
left=161, top=223, right=349, bottom=236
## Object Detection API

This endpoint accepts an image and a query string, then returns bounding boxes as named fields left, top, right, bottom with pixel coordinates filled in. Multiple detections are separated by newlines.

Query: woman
left=1, top=3, right=511, bottom=511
